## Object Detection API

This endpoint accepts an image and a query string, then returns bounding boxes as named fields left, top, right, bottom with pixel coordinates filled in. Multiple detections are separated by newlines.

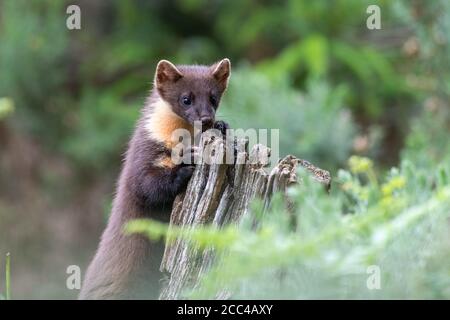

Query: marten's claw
left=213, top=120, right=229, bottom=136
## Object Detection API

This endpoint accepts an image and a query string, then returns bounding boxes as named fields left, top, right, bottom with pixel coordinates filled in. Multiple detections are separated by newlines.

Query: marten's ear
left=212, top=58, right=231, bottom=89
left=155, top=60, right=183, bottom=86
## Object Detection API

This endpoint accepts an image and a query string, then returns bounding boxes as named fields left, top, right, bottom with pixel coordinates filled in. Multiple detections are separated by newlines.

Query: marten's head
left=154, top=59, right=231, bottom=128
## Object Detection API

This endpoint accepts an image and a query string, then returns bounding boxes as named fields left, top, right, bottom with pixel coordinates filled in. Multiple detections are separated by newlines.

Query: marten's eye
left=181, top=96, right=192, bottom=106
left=210, top=95, right=217, bottom=106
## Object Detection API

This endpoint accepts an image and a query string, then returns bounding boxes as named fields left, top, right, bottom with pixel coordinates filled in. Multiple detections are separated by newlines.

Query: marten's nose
left=200, top=116, right=214, bottom=128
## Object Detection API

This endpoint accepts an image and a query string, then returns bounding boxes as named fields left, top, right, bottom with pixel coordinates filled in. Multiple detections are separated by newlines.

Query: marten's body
left=79, top=59, right=231, bottom=299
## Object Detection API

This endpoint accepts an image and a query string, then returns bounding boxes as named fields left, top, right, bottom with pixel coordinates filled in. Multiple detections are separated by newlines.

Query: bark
left=159, top=137, right=331, bottom=299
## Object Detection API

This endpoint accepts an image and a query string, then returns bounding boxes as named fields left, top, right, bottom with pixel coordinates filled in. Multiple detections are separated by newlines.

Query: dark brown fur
left=79, top=59, right=230, bottom=299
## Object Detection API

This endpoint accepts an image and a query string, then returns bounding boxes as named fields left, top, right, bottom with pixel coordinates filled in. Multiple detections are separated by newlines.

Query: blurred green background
left=0, top=0, right=449, bottom=299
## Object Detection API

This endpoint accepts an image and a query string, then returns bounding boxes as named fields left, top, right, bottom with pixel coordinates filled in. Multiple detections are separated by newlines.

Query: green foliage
left=62, top=88, right=139, bottom=170
left=402, top=106, right=450, bottom=169
left=0, top=0, right=68, bottom=141
left=130, top=159, right=450, bottom=299
left=219, top=69, right=356, bottom=170
left=1, top=0, right=447, bottom=171
left=0, top=98, right=14, bottom=120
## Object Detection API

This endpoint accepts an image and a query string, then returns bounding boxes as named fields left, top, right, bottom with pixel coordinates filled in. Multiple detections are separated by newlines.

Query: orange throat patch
left=145, top=99, right=193, bottom=149
left=145, top=99, right=193, bottom=168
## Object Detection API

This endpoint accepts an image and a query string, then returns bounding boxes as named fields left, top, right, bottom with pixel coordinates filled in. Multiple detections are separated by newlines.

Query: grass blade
left=6, top=253, right=10, bottom=300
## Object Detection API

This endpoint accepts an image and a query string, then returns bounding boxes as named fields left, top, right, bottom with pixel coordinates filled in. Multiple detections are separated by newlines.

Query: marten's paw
left=213, top=120, right=229, bottom=136
left=173, top=165, right=195, bottom=193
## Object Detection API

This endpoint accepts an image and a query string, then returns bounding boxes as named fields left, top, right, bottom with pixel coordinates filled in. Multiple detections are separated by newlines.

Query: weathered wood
left=159, top=137, right=331, bottom=300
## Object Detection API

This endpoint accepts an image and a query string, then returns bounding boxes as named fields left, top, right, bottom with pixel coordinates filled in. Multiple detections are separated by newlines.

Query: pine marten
left=79, top=59, right=231, bottom=299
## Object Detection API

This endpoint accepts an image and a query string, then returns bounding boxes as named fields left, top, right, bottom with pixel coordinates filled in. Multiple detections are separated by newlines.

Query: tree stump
left=159, top=137, right=331, bottom=299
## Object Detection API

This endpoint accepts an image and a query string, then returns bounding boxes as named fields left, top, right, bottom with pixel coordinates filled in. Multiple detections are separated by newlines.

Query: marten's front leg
left=172, top=165, right=196, bottom=194
left=134, top=162, right=195, bottom=210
